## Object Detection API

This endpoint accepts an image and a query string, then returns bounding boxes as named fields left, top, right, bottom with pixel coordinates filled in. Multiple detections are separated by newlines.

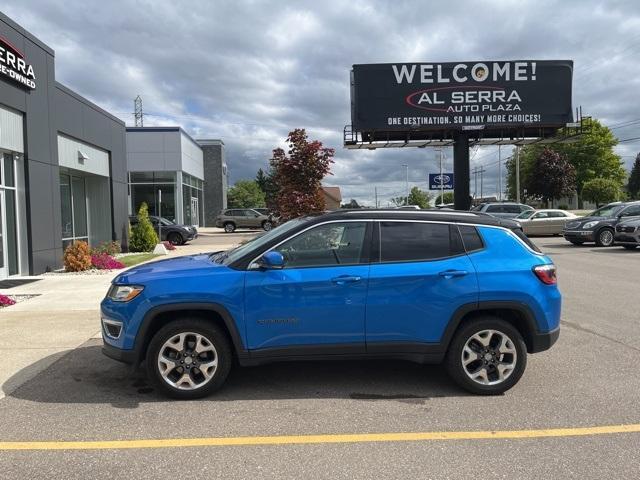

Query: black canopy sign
left=350, top=61, right=573, bottom=134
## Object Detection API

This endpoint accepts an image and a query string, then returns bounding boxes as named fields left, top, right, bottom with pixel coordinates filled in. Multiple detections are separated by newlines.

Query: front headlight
left=582, top=221, right=599, bottom=229
left=107, top=285, right=144, bottom=302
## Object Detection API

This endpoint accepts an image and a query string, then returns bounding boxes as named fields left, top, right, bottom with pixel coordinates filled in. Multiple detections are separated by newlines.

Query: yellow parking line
left=1, top=423, right=640, bottom=451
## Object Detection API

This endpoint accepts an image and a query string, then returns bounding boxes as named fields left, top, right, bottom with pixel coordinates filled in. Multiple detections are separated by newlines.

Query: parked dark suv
left=129, top=215, right=197, bottom=246
left=103, top=210, right=560, bottom=399
left=562, top=201, right=640, bottom=247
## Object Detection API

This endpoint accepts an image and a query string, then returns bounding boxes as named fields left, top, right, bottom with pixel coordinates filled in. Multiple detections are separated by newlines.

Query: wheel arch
left=443, top=301, right=539, bottom=353
left=133, top=303, right=248, bottom=365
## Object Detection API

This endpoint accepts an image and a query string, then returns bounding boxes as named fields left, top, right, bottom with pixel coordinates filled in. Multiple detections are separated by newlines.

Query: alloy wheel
left=599, top=229, right=614, bottom=246
left=157, top=332, right=218, bottom=390
left=461, top=329, right=518, bottom=386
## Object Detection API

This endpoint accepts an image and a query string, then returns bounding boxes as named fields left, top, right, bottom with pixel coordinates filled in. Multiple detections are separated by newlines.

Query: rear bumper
left=530, top=326, right=560, bottom=353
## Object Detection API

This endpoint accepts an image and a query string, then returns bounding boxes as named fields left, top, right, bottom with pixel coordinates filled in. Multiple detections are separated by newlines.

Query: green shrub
left=63, top=241, right=92, bottom=272
left=558, top=204, right=569, bottom=210
left=91, top=241, right=121, bottom=256
left=129, top=202, right=159, bottom=252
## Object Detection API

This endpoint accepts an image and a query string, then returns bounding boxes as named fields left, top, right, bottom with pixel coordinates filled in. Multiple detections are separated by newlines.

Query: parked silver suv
left=215, top=208, right=274, bottom=233
left=471, top=202, right=534, bottom=219
left=614, top=216, right=640, bottom=250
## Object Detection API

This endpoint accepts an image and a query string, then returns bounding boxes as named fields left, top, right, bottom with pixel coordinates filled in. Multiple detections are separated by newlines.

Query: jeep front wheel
left=223, top=222, right=236, bottom=233
left=445, top=317, right=527, bottom=395
left=146, top=319, right=232, bottom=399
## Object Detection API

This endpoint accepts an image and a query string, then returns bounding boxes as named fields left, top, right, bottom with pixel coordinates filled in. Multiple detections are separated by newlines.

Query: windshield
left=159, top=217, right=175, bottom=226
left=588, top=205, right=622, bottom=217
left=215, top=217, right=308, bottom=265
left=516, top=210, right=535, bottom=220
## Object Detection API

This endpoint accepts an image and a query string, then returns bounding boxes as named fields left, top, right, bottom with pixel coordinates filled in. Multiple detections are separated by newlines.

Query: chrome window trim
left=248, top=218, right=543, bottom=269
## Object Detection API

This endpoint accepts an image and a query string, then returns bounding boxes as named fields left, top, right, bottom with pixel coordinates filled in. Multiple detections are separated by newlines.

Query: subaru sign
left=429, top=173, right=454, bottom=190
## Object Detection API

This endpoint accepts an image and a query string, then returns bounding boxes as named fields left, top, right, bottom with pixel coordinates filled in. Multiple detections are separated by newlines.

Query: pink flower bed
left=91, top=253, right=125, bottom=270
left=0, top=294, right=16, bottom=307
left=162, top=241, right=176, bottom=251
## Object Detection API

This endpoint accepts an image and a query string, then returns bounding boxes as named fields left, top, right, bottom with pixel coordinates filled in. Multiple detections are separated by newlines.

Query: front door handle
left=438, top=270, right=468, bottom=279
left=331, top=275, right=362, bottom=285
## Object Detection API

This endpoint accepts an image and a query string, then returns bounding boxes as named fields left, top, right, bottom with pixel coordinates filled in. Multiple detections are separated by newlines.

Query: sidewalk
left=0, top=231, right=248, bottom=400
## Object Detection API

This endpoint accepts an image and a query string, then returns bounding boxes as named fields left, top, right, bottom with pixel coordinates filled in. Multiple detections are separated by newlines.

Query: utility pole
left=471, top=165, right=486, bottom=200
left=437, top=147, right=444, bottom=205
left=374, top=186, right=378, bottom=208
left=498, top=145, right=502, bottom=201
left=516, top=145, right=521, bottom=204
left=402, top=164, right=409, bottom=205
left=134, top=95, right=144, bottom=127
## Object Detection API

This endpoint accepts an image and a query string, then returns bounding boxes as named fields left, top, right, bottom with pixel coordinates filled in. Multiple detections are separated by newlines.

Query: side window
left=486, top=205, right=502, bottom=213
left=380, top=222, right=451, bottom=262
left=548, top=211, right=566, bottom=218
left=244, top=209, right=259, bottom=217
left=533, top=212, right=549, bottom=219
left=505, top=205, right=523, bottom=214
left=621, top=205, right=640, bottom=217
left=278, top=222, right=368, bottom=268
left=520, top=205, right=533, bottom=213
left=458, top=225, right=484, bottom=252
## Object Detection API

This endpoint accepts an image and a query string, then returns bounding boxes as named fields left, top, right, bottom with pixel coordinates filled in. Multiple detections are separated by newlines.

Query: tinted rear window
left=380, top=222, right=451, bottom=262
left=512, top=228, right=542, bottom=253
left=458, top=225, right=484, bottom=252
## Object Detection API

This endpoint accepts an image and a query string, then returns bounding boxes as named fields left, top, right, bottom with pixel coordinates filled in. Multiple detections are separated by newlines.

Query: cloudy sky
left=4, top=0, right=640, bottom=205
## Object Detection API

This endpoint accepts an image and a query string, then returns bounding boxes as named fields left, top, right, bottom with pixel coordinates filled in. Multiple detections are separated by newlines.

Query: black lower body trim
left=530, top=326, right=560, bottom=353
left=102, top=342, right=137, bottom=364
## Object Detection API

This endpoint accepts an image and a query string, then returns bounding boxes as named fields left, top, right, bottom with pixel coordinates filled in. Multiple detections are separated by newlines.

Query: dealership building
left=126, top=128, right=228, bottom=227
left=0, top=12, right=128, bottom=277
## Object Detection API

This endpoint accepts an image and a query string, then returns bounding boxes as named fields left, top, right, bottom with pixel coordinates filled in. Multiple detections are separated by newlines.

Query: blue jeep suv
left=101, top=210, right=561, bottom=398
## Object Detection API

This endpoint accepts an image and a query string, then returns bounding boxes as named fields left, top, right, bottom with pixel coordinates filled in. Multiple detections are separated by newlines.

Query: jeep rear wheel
left=146, top=319, right=232, bottom=399
left=595, top=228, right=614, bottom=247
left=445, top=317, right=527, bottom=395
left=223, top=222, right=236, bottom=233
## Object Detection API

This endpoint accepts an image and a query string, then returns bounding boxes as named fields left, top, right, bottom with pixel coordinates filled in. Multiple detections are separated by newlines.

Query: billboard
left=429, top=173, right=454, bottom=190
left=350, top=61, right=573, bottom=134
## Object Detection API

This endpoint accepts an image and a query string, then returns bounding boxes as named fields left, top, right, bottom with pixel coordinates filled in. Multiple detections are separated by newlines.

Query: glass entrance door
left=0, top=190, right=6, bottom=279
left=190, top=197, right=199, bottom=227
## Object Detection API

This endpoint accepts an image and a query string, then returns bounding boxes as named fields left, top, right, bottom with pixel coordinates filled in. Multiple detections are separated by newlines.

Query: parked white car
left=515, top=209, right=579, bottom=236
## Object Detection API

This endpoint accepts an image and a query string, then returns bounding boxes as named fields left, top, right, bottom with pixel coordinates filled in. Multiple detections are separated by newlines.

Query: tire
left=167, top=232, right=184, bottom=246
left=146, top=318, right=232, bottom=400
left=569, top=240, right=584, bottom=245
left=623, top=245, right=638, bottom=250
left=223, top=222, right=236, bottom=233
left=595, top=228, right=614, bottom=247
left=444, top=316, right=527, bottom=395
left=262, top=221, right=273, bottom=231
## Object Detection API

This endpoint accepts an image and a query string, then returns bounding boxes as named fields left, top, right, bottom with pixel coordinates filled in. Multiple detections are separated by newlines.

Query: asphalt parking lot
left=1, top=235, right=639, bottom=479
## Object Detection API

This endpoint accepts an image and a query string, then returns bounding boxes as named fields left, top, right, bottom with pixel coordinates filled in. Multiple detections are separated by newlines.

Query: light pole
left=402, top=164, right=409, bottom=205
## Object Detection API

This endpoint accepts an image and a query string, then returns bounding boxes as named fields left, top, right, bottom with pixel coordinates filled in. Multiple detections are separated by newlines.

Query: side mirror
left=258, top=251, right=285, bottom=269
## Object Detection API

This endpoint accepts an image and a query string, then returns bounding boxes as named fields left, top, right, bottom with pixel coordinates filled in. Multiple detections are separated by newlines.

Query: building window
left=60, top=172, right=89, bottom=249
left=129, top=171, right=177, bottom=222
left=181, top=172, right=204, bottom=226
left=0, top=152, right=19, bottom=276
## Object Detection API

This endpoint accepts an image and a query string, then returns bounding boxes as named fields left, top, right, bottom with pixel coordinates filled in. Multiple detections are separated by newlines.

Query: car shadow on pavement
left=2, top=340, right=466, bottom=408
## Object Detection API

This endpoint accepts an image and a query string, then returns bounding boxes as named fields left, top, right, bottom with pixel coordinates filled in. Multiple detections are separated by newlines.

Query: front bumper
left=102, top=342, right=137, bottom=364
left=563, top=230, right=594, bottom=242
left=530, top=326, right=560, bottom=353
left=614, top=233, right=639, bottom=245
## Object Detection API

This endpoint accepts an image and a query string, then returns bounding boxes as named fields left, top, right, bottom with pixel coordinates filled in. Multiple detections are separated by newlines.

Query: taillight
left=533, top=264, right=557, bottom=285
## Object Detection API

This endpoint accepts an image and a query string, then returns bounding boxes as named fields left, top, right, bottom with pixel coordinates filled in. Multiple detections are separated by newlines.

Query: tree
left=628, top=153, right=640, bottom=199
left=525, top=148, right=576, bottom=205
left=255, top=168, right=279, bottom=211
left=506, top=118, right=626, bottom=206
left=391, top=196, right=407, bottom=207
left=130, top=202, right=159, bottom=252
left=435, top=192, right=454, bottom=205
left=407, top=186, right=431, bottom=208
left=581, top=178, right=620, bottom=207
left=554, top=118, right=626, bottom=205
left=227, top=180, right=266, bottom=208
left=270, top=129, right=334, bottom=220
left=341, top=199, right=361, bottom=209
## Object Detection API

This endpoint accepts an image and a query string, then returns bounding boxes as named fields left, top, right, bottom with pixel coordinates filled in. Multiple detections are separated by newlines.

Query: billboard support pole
left=453, top=134, right=471, bottom=210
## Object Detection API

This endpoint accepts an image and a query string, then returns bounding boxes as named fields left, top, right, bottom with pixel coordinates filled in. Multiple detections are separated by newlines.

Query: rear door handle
left=331, top=275, right=362, bottom=285
left=438, top=270, right=468, bottom=279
